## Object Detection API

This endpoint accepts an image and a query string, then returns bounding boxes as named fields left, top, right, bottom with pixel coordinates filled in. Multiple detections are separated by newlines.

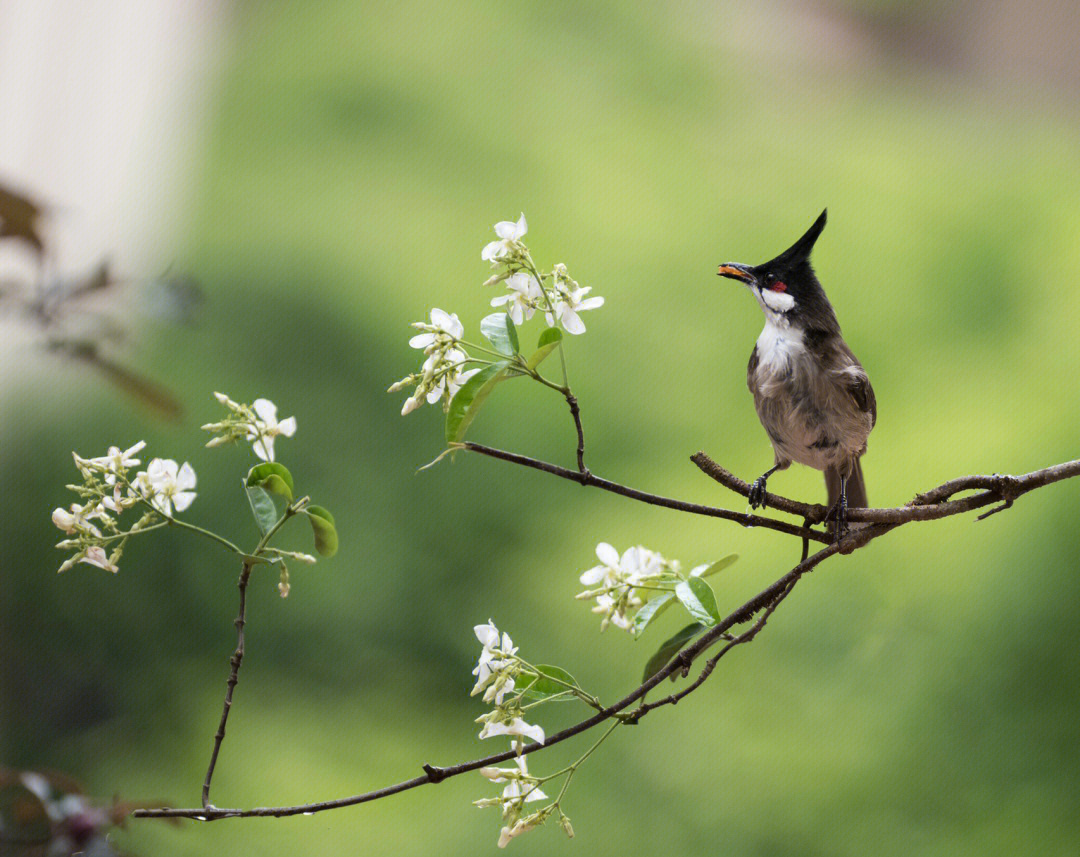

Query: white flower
left=421, top=348, right=478, bottom=406
left=472, top=620, right=519, bottom=695
left=483, top=755, right=548, bottom=804
left=578, top=542, right=669, bottom=633
left=51, top=503, right=106, bottom=537
left=87, top=441, right=146, bottom=484
left=58, top=545, right=118, bottom=574
left=409, top=308, right=464, bottom=350
left=547, top=285, right=603, bottom=335
left=490, top=273, right=542, bottom=325
left=81, top=546, right=119, bottom=574
left=482, top=213, right=527, bottom=266
left=478, top=717, right=545, bottom=745
left=143, top=458, right=197, bottom=516
left=245, top=398, right=297, bottom=462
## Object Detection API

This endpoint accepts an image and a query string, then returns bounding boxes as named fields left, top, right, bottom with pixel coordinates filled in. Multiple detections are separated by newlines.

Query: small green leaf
left=480, top=312, right=520, bottom=356
left=691, top=554, right=739, bottom=579
left=246, top=462, right=295, bottom=500
left=675, top=577, right=720, bottom=626
left=304, top=505, right=338, bottom=557
left=444, top=361, right=510, bottom=443
left=519, top=664, right=580, bottom=700
left=632, top=591, right=675, bottom=635
left=245, top=484, right=277, bottom=536
left=642, top=622, right=707, bottom=683
left=527, top=326, right=562, bottom=370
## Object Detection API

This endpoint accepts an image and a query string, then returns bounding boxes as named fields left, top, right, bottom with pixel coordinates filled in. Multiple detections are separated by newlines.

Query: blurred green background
left=3, top=0, right=1080, bottom=854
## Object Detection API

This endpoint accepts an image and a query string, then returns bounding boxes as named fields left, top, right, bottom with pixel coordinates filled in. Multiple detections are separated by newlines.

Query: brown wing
left=849, top=371, right=876, bottom=428
left=834, top=340, right=876, bottom=428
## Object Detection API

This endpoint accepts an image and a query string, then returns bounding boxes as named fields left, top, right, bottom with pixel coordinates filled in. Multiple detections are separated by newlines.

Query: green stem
left=513, top=657, right=601, bottom=710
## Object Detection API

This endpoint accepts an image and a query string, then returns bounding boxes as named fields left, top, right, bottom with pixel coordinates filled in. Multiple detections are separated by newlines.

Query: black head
left=717, top=209, right=839, bottom=332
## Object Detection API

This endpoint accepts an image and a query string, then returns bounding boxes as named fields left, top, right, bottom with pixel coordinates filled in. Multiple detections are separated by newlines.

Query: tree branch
left=133, top=455, right=1080, bottom=822
left=463, top=442, right=831, bottom=544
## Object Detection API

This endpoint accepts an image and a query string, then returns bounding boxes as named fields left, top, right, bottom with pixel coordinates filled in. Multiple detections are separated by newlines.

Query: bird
left=716, top=210, right=875, bottom=539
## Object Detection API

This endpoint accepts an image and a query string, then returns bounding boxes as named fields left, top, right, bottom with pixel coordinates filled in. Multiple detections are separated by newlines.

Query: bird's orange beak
left=717, top=263, right=754, bottom=283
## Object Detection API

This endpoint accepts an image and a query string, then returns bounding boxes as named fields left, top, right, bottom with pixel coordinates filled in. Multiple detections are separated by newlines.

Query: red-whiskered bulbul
left=717, top=210, right=875, bottom=538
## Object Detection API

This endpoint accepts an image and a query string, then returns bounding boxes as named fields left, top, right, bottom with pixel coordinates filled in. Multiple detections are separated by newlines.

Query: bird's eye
left=769, top=281, right=788, bottom=293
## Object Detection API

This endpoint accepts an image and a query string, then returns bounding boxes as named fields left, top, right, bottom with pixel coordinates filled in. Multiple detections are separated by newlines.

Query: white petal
left=475, top=621, right=500, bottom=646
left=425, top=388, right=443, bottom=404
left=579, top=565, right=606, bottom=585
left=508, top=303, right=524, bottom=324
left=176, top=462, right=197, bottom=491
left=430, top=307, right=453, bottom=330
left=595, top=542, right=620, bottom=567
left=252, top=436, right=274, bottom=461
left=494, top=220, right=517, bottom=240
left=560, top=308, right=586, bottom=334
left=409, top=333, right=436, bottom=349
left=577, top=296, right=604, bottom=310
left=490, top=295, right=510, bottom=307
left=482, top=241, right=504, bottom=261
left=277, top=416, right=297, bottom=437
left=514, top=213, right=527, bottom=239
left=253, top=398, right=278, bottom=423
left=172, top=491, right=197, bottom=512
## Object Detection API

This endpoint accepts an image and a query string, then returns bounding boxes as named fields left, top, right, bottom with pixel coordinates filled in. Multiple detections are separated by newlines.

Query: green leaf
left=304, top=505, right=338, bottom=557
left=675, top=577, right=720, bottom=626
left=245, top=484, right=277, bottom=536
left=642, top=622, right=707, bottom=683
left=632, top=591, right=676, bottom=635
left=246, top=462, right=295, bottom=500
left=527, top=326, right=562, bottom=370
left=519, top=664, right=581, bottom=701
left=691, top=554, right=739, bottom=579
left=480, top=312, right=520, bottom=356
left=444, top=360, right=511, bottom=443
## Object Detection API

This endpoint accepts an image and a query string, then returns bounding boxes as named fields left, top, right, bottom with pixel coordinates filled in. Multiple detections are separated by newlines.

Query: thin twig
left=564, top=392, right=587, bottom=476
left=201, top=563, right=253, bottom=809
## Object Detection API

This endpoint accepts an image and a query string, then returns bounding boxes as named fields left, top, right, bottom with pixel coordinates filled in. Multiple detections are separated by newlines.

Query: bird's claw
left=748, top=477, right=768, bottom=510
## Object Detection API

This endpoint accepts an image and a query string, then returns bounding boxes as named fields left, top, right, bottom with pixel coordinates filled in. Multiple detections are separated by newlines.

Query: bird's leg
left=748, top=464, right=782, bottom=510
left=835, top=476, right=848, bottom=542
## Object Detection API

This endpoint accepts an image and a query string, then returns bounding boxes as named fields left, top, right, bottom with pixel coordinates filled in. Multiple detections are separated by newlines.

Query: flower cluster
left=475, top=750, right=551, bottom=848
left=472, top=620, right=546, bottom=745
left=52, top=441, right=197, bottom=573
left=390, top=308, right=479, bottom=415
left=482, top=216, right=603, bottom=336
left=546, top=263, right=603, bottom=335
left=202, top=393, right=296, bottom=461
left=576, top=542, right=679, bottom=633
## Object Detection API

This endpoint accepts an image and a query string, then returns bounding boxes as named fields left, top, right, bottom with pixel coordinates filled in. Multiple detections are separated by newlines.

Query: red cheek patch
left=770, top=282, right=787, bottom=292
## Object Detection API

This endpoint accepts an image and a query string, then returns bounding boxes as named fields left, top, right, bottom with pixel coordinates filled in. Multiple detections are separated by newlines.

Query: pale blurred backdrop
left=2, top=1, right=1079, bottom=855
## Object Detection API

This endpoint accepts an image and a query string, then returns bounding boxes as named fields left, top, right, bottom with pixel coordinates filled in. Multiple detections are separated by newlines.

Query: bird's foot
left=748, top=477, right=769, bottom=510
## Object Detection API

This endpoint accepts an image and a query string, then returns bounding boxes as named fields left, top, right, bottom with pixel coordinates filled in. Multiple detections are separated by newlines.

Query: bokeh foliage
left=3, top=1, right=1079, bottom=854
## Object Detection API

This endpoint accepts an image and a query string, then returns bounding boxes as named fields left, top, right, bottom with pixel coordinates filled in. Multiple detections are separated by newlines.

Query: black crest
left=764, top=209, right=827, bottom=269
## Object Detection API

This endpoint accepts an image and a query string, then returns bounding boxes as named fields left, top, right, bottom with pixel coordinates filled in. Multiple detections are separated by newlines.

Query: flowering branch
left=131, top=454, right=1080, bottom=823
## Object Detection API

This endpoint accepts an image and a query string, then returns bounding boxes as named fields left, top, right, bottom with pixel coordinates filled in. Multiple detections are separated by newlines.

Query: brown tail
left=825, top=458, right=867, bottom=523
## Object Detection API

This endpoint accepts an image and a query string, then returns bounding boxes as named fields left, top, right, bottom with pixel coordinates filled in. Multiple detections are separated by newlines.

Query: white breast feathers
left=755, top=318, right=806, bottom=379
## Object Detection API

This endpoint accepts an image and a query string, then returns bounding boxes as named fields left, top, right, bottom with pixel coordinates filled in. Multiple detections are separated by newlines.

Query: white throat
left=755, top=316, right=805, bottom=376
